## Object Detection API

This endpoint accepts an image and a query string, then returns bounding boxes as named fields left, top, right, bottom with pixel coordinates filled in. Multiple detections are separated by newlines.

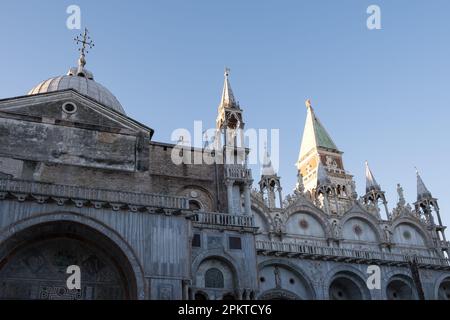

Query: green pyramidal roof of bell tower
left=298, top=101, right=339, bottom=160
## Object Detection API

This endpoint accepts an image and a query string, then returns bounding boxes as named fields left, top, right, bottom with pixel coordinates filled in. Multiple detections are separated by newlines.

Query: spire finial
left=261, top=141, right=276, bottom=176
left=415, top=166, right=432, bottom=200
left=305, top=99, right=312, bottom=109
left=365, top=161, right=381, bottom=192
left=219, top=67, right=237, bottom=109
left=74, top=28, right=94, bottom=69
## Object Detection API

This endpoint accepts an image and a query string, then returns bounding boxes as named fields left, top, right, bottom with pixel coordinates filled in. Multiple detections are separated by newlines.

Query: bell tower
left=296, top=99, right=355, bottom=214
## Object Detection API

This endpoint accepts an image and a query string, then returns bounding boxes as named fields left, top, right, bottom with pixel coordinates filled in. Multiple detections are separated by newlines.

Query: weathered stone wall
left=256, top=255, right=450, bottom=300
left=0, top=198, right=191, bottom=299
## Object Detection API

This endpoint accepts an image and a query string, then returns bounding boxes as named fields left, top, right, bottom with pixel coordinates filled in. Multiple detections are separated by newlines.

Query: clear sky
left=1, top=1, right=449, bottom=227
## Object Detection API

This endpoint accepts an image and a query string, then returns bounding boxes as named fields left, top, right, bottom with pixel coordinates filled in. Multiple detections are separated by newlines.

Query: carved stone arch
left=0, top=211, right=146, bottom=299
left=339, top=211, right=384, bottom=243
left=177, top=185, right=214, bottom=212
left=383, top=272, right=418, bottom=300
left=191, top=249, right=241, bottom=289
left=324, top=265, right=373, bottom=300
left=251, top=205, right=271, bottom=233
left=434, top=273, right=450, bottom=300
left=250, top=191, right=268, bottom=210
left=391, top=217, right=433, bottom=248
left=257, top=259, right=316, bottom=299
left=283, top=204, right=330, bottom=238
left=259, top=288, right=301, bottom=300
left=194, top=290, right=209, bottom=300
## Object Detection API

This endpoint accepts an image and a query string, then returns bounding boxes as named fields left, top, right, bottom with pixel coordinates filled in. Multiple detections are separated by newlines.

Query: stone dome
left=28, top=67, right=125, bottom=115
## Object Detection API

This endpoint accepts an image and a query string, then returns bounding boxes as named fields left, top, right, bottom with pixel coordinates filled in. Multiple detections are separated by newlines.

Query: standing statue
left=331, top=220, right=340, bottom=239
left=349, top=180, right=358, bottom=200
left=397, top=183, right=406, bottom=207
left=295, top=172, right=305, bottom=194
left=384, top=226, right=392, bottom=243
left=273, top=214, right=283, bottom=234
left=274, top=266, right=281, bottom=288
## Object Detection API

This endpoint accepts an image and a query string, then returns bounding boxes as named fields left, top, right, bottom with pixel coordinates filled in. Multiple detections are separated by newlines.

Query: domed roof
left=28, top=29, right=125, bottom=115
left=28, top=67, right=125, bottom=115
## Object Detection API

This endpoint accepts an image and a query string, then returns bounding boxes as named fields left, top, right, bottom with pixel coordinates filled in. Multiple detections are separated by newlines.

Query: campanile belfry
left=296, top=100, right=355, bottom=214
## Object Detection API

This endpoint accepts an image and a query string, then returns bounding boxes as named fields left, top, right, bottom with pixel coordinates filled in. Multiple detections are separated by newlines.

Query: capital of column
left=225, top=179, right=235, bottom=187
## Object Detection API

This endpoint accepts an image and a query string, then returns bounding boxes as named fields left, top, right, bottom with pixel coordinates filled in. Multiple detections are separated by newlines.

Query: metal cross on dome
left=74, top=28, right=94, bottom=57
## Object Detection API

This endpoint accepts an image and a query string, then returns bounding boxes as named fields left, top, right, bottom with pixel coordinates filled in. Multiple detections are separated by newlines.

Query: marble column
left=277, top=187, right=283, bottom=209
left=244, top=183, right=252, bottom=215
left=182, top=280, right=190, bottom=300
left=226, top=179, right=234, bottom=214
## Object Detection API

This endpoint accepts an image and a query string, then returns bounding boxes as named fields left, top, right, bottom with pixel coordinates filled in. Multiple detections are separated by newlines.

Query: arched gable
left=257, top=259, right=316, bottom=300
left=391, top=218, right=432, bottom=248
left=285, top=212, right=326, bottom=238
left=283, top=203, right=330, bottom=238
left=339, top=211, right=383, bottom=243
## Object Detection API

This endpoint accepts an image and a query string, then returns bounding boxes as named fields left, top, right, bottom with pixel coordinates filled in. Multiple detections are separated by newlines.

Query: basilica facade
left=0, top=35, right=449, bottom=300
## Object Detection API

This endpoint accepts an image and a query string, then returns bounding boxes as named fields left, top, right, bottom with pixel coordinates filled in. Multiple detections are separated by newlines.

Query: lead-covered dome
left=28, top=66, right=125, bottom=115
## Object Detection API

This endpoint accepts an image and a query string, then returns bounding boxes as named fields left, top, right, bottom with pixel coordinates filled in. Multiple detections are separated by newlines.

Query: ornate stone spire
left=363, top=161, right=389, bottom=219
left=219, top=68, right=238, bottom=109
left=365, top=161, right=381, bottom=193
left=416, top=168, right=432, bottom=201
left=259, top=143, right=282, bottom=209
left=261, top=143, right=276, bottom=176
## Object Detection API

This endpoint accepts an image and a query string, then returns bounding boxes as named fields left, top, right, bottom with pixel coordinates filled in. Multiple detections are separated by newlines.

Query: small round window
left=403, top=231, right=412, bottom=240
left=62, top=102, right=77, bottom=114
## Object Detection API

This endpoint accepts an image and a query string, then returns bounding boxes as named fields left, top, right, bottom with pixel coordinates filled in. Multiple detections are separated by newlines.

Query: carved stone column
left=244, top=183, right=252, bottom=215
left=225, top=179, right=234, bottom=215
left=277, top=187, right=283, bottom=209
left=182, top=279, right=190, bottom=300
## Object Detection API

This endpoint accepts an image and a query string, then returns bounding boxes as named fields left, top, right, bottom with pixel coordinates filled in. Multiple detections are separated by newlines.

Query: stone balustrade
left=256, top=240, right=450, bottom=269
left=192, top=211, right=255, bottom=229
left=224, top=164, right=252, bottom=180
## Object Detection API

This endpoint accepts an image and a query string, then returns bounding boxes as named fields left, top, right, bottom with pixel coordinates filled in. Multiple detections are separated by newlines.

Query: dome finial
left=74, top=28, right=95, bottom=71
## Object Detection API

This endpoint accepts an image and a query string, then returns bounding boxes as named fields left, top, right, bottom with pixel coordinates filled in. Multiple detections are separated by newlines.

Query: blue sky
left=0, top=1, right=449, bottom=227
